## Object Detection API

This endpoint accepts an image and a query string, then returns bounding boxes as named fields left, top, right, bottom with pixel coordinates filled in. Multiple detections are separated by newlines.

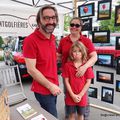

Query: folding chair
left=0, top=65, right=27, bottom=106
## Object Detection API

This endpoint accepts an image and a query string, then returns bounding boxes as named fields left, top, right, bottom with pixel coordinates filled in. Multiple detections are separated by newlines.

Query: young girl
left=62, top=41, right=94, bottom=120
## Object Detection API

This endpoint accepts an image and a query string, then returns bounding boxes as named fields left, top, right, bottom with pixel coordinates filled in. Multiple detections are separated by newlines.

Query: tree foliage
left=0, top=36, right=4, bottom=48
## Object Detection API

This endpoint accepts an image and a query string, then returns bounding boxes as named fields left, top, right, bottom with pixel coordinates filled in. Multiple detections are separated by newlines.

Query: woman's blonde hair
left=69, top=41, right=88, bottom=62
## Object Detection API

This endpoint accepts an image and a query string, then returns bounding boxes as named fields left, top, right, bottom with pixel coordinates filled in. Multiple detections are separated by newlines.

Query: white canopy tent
left=0, top=0, right=75, bottom=36
left=0, top=0, right=74, bottom=14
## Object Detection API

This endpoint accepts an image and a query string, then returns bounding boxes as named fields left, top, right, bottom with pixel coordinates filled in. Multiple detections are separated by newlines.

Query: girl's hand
left=72, top=94, right=81, bottom=103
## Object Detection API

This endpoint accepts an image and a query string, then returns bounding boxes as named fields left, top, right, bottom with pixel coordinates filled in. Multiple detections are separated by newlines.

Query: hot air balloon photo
left=97, top=0, right=112, bottom=20
left=78, top=3, right=94, bottom=18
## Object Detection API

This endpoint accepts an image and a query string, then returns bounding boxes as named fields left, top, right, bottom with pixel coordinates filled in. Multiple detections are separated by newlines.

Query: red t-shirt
left=62, top=62, right=94, bottom=106
left=57, top=34, right=95, bottom=68
left=23, top=28, right=59, bottom=95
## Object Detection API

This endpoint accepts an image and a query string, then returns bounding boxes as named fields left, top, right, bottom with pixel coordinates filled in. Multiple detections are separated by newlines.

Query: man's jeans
left=34, top=92, right=58, bottom=118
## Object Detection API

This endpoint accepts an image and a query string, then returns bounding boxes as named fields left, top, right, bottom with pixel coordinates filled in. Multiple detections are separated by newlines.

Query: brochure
left=16, top=103, right=37, bottom=119
left=31, top=114, right=47, bottom=120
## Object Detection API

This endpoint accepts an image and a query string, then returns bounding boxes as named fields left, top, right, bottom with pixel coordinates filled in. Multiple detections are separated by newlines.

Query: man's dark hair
left=36, top=5, right=58, bottom=27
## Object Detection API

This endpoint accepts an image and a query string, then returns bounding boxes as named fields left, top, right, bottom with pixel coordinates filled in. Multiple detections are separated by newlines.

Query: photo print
left=115, top=37, right=120, bottom=50
left=101, top=86, right=114, bottom=104
left=91, top=78, right=94, bottom=84
left=116, top=80, right=120, bottom=92
left=82, top=18, right=92, bottom=31
left=97, top=0, right=112, bottom=20
left=115, top=5, right=120, bottom=26
left=96, top=54, right=113, bottom=67
left=88, top=87, right=97, bottom=98
left=116, top=57, right=120, bottom=75
left=92, top=31, right=110, bottom=43
left=96, top=71, right=114, bottom=84
left=78, top=3, right=94, bottom=18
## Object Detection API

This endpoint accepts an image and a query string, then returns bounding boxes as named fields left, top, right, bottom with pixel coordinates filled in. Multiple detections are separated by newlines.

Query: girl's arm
left=64, top=78, right=80, bottom=103
left=64, top=78, right=74, bottom=98
left=78, top=79, right=91, bottom=98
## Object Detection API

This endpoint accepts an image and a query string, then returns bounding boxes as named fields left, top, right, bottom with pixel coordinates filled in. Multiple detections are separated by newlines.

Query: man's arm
left=76, top=51, right=97, bottom=77
left=25, top=58, right=61, bottom=96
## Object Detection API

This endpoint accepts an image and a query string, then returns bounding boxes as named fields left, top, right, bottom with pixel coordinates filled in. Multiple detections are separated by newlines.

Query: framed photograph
left=96, top=54, right=113, bottom=67
left=96, top=71, right=114, bottom=84
left=88, top=87, right=97, bottom=98
left=91, top=78, right=94, bottom=84
left=101, top=86, right=114, bottom=104
left=82, top=18, right=92, bottom=31
left=97, top=0, right=112, bottom=20
left=115, top=37, right=120, bottom=50
left=116, top=80, right=120, bottom=92
left=78, top=3, right=94, bottom=18
left=115, top=5, right=120, bottom=26
left=92, top=31, right=110, bottom=43
left=116, top=57, right=120, bottom=74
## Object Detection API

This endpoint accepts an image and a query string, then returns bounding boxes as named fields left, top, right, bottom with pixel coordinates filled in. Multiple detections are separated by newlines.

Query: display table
left=10, top=99, right=58, bottom=120
left=0, top=86, right=10, bottom=120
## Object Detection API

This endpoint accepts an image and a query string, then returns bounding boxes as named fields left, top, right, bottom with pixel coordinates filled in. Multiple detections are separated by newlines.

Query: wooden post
left=73, top=0, right=78, bottom=17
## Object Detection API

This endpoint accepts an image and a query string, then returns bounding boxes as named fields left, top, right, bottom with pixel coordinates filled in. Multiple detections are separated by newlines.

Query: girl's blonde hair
left=69, top=41, right=88, bottom=62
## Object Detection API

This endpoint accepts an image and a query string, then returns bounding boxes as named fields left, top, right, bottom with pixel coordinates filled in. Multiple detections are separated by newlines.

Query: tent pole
left=73, top=0, right=78, bottom=17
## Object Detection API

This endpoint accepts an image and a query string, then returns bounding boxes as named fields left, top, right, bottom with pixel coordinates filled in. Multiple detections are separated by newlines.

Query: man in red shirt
left=23, top=5, right=61, bottom=118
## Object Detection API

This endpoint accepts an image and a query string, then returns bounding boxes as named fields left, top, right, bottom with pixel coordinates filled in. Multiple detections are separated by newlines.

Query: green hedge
left=0, top=56, right=4, bottom=61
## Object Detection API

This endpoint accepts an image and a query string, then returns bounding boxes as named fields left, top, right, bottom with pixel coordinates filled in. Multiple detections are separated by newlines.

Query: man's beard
left=41, top=23, right=56, bottom=34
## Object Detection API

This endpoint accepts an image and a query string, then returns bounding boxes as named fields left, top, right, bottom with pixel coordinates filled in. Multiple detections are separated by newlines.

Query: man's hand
left=49, top=83, right=62, bottom=96
left=76, top=65, right=87, bottom=77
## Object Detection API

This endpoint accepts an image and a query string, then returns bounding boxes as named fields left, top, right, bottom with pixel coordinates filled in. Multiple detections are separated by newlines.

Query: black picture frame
left=96, top=54, right=113, bottom=67
left=115, top=37, right=120, bottom=50
left=82, top=18, right=92, bottom=31
left=116, top=80, right=120, bottom=92
left=116, top=57, right=120, bottom=75
left=91, top=78, right=94, bottom=84
left=92, top=30, right=110, bottom=43
left=88, top=87, right=97, bottom=98
left=115, top=5, right=120, bottom=26
left=96, top=71, right=114, bottom=84
left=101, top=86, right=114, bottom=104
left=78, top=3, right=94, bottom=18
left=97, top=0, right=112, bottom=20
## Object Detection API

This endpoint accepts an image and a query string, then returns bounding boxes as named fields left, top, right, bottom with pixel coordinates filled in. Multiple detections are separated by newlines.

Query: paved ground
left=22, top=76, right=120, bottom=120
left=0, top=61, right=120, bottom=120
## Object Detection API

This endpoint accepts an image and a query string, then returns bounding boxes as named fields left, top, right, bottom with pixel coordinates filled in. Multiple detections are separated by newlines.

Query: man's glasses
left=43, top=16, right=57, bottom=22
left=70, top=23, right=81, bottom=28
